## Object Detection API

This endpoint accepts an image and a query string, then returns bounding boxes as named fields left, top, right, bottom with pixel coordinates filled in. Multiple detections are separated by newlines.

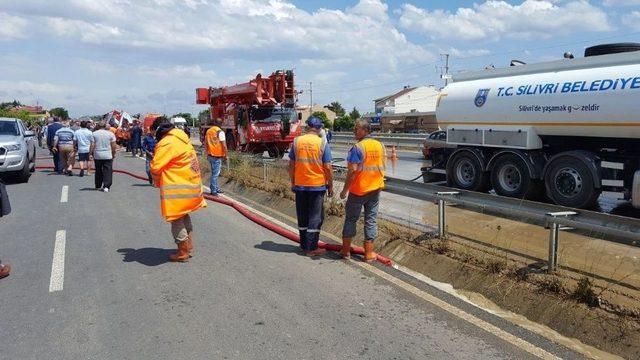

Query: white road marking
left=214, top=194, right=562, bottom=360
left=60, top=186, right=68, bottom=203
left=49, top=230, right=66, bottom=292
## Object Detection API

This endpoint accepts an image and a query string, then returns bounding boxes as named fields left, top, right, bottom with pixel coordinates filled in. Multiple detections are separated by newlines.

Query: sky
left=1, top=0, right=639, bottom=117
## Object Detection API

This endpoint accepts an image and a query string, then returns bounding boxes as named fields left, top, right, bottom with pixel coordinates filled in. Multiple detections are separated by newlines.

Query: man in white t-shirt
left=90, top=122, right=117, bottom=192
left=73, top=121, right=93, bottom=177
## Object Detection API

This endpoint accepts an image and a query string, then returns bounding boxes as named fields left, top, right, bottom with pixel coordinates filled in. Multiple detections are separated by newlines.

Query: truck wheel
left=267, top=147, right=280, bottom=159
left=446, top=151, right=489, bottom=192
left=544, top=156, right=600, bottom=209
left=490, top=154, right=542, bottom=199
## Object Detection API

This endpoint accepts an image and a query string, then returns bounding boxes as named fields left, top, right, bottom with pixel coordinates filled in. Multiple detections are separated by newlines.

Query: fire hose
left=34, top=161, right=393, bottom=266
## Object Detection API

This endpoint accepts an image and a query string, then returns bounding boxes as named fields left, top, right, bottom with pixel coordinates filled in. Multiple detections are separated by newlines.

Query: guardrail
left=331, top=133, right=424, bottom=148
left=382, top=177, right=640, bottom=272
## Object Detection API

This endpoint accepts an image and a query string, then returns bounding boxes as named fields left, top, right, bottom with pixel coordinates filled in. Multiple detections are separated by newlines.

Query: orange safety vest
left=293, top=133, right=327, bottom=187
left=349, top=137, right=386, bottom=196
left=205, top=126, right=225, bottom=157
left=150, top=128, right=207, bottom=222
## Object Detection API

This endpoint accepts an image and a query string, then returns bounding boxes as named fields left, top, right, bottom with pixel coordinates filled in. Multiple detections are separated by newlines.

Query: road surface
left=0, top=149, right=585, bottom=359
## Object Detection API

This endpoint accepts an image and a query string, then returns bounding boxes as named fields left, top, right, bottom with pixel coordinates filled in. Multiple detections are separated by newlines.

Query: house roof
left=373, top=87, right=417, bottom=103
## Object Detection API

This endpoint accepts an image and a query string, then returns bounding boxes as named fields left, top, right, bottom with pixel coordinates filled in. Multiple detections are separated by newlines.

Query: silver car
left=0, top=117, right=36, bottom=182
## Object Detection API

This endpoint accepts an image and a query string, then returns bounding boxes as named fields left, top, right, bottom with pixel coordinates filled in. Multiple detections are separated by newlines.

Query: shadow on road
left=79, top=187, right=100, bottom=191
left=131, top=184, right=152, bottom=187
left=254, top=241, right=301, bottom=254
left=117, top=248, right=174, bottom=266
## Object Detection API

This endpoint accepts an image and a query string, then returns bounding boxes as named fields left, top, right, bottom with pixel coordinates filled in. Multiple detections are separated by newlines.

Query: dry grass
left=573, top=277, right=601, bottom=307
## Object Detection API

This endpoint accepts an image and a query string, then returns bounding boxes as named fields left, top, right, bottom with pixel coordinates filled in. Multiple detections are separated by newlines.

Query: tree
left=325, top=101, right=345, bottom=117
left=197, top=109, right=210, bottom=125
left=0, top=100, right=21, bottom=110
left=49, top=107, right=69, bottom=120
left=349, top=107, right=360, bottom=122
left=334, top=115, right=355, bottom=131
left=310, top=111, right=332, bottom=129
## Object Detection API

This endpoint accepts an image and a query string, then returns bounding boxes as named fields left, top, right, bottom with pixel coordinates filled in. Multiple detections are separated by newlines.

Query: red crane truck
left=196, top=70, right=302, bottom=158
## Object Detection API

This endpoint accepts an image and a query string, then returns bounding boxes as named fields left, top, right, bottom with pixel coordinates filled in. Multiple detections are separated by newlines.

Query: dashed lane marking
left=49, top=230, right=66, bottom=292
left=60, top=186, right=68, bottom=203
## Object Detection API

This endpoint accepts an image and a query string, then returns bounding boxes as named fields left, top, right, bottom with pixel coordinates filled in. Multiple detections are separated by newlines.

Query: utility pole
left=439, top=53, right=451, bottom=87
left=309, top=81, right=313, bottom=112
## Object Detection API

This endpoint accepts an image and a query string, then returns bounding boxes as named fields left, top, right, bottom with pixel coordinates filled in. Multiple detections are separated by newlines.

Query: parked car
left=0, top=118, right=36, bottom=182
left=422, top=130, right=452, bottom=160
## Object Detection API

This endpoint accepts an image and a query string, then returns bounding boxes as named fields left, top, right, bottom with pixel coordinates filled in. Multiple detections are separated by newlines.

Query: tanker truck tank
left=431, top=44, right=640, bottom=210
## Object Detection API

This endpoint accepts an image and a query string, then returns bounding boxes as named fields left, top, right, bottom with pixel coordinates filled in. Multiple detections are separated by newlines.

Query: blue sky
left=0, top=0, right=639, bottom=117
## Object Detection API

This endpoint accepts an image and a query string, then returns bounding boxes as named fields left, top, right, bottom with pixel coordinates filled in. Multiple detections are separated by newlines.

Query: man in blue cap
left=288, top=116, right=333, bottom=256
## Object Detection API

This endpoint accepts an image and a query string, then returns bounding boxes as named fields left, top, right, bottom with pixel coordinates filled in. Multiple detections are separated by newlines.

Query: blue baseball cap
left=306, top=116, right=323, bottom=129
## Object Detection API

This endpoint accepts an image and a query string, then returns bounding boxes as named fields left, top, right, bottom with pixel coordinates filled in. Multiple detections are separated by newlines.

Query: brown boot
left=0, top=263, right=10, bottom=279
left=169, top=241, right=189, bottom=262
left=186, top=233, right=194, bottom=257
left=363, top=241, right=376, bottom=263
left=340, top=238, right=352, bottom=259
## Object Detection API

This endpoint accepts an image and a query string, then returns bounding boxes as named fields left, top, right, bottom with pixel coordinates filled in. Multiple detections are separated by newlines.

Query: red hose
left=34, top=163, right=393, bottom=266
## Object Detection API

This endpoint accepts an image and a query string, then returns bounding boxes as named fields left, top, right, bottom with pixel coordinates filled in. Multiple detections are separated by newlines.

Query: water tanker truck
left=430, top=43, right=640, bottom=209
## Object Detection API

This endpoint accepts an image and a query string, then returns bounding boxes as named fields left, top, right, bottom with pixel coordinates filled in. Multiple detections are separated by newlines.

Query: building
left=364, top=85, right=439, bottom=133
left=296, top=105, right=337, bottom=127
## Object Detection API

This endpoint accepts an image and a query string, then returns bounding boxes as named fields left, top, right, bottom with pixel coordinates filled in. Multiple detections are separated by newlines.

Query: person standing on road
left=46, top=117, right=63, bottom=174
left=339, top=120, right=386, bottom=262
left=130, top=120, right=143, bottom=157
left=150, top=117, right=207, bottom=262
left=204, top=118, right=228, bottom=196
left=53, top=120, right=76, bottom=176
left=142, top=128, right=157, bottom=185
left=90, top=122, right=117, bottom=192
left=74, top=121, right=93, bottom=177
left=0, top=178, right=11, bottom=279
left=288, top=117, right=334, bottom=256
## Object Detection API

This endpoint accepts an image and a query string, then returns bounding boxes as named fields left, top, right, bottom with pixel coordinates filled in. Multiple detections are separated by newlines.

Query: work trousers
left=171, top=214, right=193, bottom=243
left=295, top=190, right=325, bottom=251
left=131, top=140, right=141, bottom=157
left=94, top=159, right=113, bottom=189
left=342, top=190, right=380, bottom=241
left=145, top=158, right=153, bottom=185
left=208, top=156, right=222, bottom=193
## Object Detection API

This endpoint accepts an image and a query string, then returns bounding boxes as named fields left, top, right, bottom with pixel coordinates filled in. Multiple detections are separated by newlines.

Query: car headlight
left=4, top=143, right=21, bottom=152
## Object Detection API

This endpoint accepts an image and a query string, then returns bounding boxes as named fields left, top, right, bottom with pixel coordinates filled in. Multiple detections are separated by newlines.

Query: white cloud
left=447, top=47, right=491, bottom=58
left=0, top=80, right=71, bottom=95
left=0, top=12, right=27, bottom=41
left=138, top=64, right=217, bottom=80
left=399, top=1, right=612, bottom=41
left=622, top=11, right=640, bottom=30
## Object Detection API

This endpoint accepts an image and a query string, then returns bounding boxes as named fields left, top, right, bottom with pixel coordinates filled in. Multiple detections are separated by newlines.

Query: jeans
left=94, top=159, right=113, bottom=189
left=208, top=156, right=222, bottom=193
left=145, top=159, right=152, bottom=184
left=342, top=190, right=380, bottom=241
left=295, top=190, right=325, bottom=251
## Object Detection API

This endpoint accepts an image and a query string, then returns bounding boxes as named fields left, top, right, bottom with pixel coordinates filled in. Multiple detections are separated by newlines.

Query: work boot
left=0, top=263, right=11, bottom=279
left=340, top=238, right=352, bottom=259
left=305, top=247, right=326, bottom=257
left=186, top=233, right=194, bottom=257
left=363, top=241, right=376, bottom=263
left=169, top=241, right=189, bottom=262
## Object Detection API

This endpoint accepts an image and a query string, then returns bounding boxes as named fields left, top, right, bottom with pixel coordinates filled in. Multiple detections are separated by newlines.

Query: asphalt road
left=0, top=149, right=585, bottom=359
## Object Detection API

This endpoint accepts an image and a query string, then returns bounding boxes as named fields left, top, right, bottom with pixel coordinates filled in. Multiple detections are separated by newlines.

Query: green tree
left=310, top=110, right=331, bottom=129
left=349, top=107, right=360, bottom=122
left=0, top=100, right=21, bottom=110
left=197, top=109, right=210, bottom=125
left=325, top=101, right=345, bottom=117
left=334, top=115, right=355, bottom=131
left=49, top=107, right=69, bottom=120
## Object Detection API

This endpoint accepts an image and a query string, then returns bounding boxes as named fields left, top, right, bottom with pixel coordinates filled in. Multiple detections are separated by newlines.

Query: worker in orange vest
left=340, top=119, right=386, bottom=262
left=150, top=117, right=207, bottom=262
left=204, top=118, right=228, bottom=196
left=288, top=117, right=333, bottom=256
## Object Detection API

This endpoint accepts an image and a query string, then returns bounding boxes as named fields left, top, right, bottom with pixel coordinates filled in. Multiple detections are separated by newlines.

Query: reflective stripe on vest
left=293, top=133, right=326, bottom=187
left=206, top=126, right=225, bottom=157
left=349, top=138, right=385, bottom=196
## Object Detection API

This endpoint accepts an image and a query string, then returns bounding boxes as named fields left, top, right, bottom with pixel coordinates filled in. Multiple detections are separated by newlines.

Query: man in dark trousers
left=90, top=122, right=117, bottom=192
left=130, top=120, right=143, bottom=157
left=0, top=178, right=12, bottom=279
left=288, top=117, right=333, bottom=256
left=46, top=117, right=63, bottom=174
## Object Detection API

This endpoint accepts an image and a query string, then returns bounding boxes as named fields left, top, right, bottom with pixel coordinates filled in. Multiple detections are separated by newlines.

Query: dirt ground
left=201, top=153, right=640, bottom=359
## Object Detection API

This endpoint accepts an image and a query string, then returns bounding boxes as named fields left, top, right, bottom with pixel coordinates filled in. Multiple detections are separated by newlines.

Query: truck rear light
left=196, top=88, right=210, bottom=104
